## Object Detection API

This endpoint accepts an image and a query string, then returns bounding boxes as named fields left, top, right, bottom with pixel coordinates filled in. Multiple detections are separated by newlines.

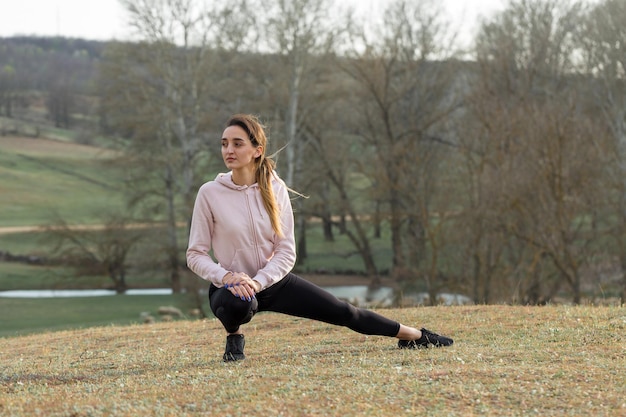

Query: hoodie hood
left=215, top=171, right=259, bottom=190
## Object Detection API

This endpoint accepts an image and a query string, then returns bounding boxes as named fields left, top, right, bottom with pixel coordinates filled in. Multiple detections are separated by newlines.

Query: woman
left=187, top=114, right=453, bottom=362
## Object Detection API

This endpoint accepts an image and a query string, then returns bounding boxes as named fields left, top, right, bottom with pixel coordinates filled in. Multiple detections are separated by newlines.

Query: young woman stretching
left=186, top=114, right=453, bottom=361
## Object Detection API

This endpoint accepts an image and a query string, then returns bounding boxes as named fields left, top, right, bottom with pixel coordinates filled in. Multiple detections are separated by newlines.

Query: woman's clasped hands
left=222, top=272, right=261, bottom=302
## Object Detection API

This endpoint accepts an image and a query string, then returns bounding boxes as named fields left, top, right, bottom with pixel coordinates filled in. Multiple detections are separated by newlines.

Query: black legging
left=209, top=273, right=400, bottom=336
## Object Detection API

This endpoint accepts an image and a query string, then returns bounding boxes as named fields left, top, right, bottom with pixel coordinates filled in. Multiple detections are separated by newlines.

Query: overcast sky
left=0, top=0, right=505, bottom=46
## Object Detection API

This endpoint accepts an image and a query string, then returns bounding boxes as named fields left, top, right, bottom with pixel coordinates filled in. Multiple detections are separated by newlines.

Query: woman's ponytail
left=256, top=155, right=283, bottom=237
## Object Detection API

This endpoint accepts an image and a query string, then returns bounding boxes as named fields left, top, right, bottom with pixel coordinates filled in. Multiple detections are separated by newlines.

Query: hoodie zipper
left=245, top=189, right=263, bottom=270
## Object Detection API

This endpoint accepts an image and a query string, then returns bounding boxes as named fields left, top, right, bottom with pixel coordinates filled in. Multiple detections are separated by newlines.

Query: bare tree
left=258, top=0, right=342, bottom=261
left=44, top=215, right=144, bottom=294
left=260, top=0, right=337, bottom=185
left=340, top=0, right=460, bottom=296
left=45, top=54, right=76, bottom=129
left=0, top=64, right=16, bottom=118
left=467, top=0, right=602, bottom=303
left=302, top=96, right=381, bottom=279
left=579, top=0, right=626, bottom=304
left=100, top=0, right=254, bottom=292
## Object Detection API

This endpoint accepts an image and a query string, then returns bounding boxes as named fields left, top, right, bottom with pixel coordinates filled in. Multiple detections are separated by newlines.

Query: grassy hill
left=0, top=293, right=197, bottom=338
left=1, top=305, right=624, bottom=416
left=0, top=135, right=124, bottom=228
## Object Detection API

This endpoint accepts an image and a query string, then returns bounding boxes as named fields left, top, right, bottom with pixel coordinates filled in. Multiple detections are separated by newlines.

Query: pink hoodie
left=186, top=171, right=296, bottom=290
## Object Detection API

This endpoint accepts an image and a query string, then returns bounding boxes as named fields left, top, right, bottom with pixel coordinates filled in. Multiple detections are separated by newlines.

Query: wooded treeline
left=1, top=0, right=625, bottom=305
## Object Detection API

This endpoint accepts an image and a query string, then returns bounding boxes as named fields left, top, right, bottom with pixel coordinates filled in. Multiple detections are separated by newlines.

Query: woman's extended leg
left=256, top=273, right=452, bottom=347
left=256, top=273, right=400, bottom=336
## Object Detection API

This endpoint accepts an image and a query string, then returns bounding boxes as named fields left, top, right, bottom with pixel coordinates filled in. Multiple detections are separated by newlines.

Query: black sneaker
left=398, top=328, right=453, bottom=349
left=223, top=334, right=246, bottom=362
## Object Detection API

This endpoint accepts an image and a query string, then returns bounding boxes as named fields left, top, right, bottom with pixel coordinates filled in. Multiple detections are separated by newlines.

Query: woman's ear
left=255, top=146, right=263, bottom=158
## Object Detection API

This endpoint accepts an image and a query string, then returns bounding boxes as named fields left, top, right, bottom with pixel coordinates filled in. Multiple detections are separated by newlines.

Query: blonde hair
left=226, top=114, right=283, bottom=237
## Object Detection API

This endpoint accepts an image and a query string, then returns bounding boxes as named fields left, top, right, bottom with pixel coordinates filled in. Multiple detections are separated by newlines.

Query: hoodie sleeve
left=252, top=179, right=297, bottom=290
left=186, top=183, right=230, bottom=285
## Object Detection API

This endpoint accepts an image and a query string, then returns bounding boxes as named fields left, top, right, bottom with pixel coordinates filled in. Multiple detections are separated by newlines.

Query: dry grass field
left=1, top=305, right=625, bottom=416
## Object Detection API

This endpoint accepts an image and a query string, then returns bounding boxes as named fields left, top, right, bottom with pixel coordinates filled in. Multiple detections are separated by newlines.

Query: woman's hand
left=222, top=272, right=261, bottom=302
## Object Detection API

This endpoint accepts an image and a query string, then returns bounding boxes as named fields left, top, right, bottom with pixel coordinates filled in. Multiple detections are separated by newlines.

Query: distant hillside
left=0, top=135, right=123, bottom=227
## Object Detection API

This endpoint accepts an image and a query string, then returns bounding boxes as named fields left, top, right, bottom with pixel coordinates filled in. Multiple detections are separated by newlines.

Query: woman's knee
left=210, top=289, right=258, bottom=324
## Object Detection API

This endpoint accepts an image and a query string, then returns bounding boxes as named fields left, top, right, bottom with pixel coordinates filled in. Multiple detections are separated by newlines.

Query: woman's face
left=221, top=125, right=262, bottom=171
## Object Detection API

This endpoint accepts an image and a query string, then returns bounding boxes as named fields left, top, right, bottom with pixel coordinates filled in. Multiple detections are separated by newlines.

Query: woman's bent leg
left=209, top=285, right=258, bottom=334
left=257, top=273, right=400, bottom=337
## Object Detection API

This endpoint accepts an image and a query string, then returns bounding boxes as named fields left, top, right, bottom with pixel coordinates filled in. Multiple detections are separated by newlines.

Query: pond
left=0, top=288, right=173, bottom=298
left=0, top=286, right=391, bottom=302
left=0, top=285, right=472, bottom=305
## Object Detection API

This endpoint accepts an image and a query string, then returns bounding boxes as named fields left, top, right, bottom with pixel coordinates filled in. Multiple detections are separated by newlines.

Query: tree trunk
left=322, top=215, right=333, bottom=242
left=472, top=253, right=481, bottom=304
left=296, top=214, right=307, bottom=264
left=389, top=197, right=405, bottom=278
left=165, top=164, right=182, bottom=293
left=109, top=265, right=127, bottom=294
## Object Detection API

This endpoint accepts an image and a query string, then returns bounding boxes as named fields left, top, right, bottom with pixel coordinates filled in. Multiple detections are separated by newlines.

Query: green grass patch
left=0, top=231, right=47, bottom=255
left=0, top=136, right=124, bottom=227
left=0, top=261, right=174, bottom=292
left=295, top=220, right=393, bottom=274
left=0, top=263, right=85, bottom=290
left=0, top=294, right=206, bottom=338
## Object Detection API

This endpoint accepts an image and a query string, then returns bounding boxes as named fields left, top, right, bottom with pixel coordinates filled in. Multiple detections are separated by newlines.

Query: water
left=0, top=285, right=380, bottom=301
left=0, top=288, right=173, bottom=298
left=0, top=286, right=389, bottom=301
left=323, top=286, right=473, bottom=306
left=0, top=285, right=472, bottom=305
left=323, top=285, right=395, bottom=306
